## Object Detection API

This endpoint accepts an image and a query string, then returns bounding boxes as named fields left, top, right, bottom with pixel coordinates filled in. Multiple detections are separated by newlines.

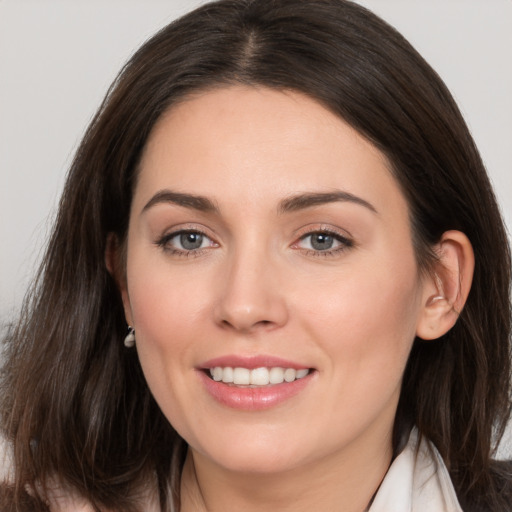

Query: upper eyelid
left=299, top=229, right=350, bottom=239
left=293, top=224, right=353, bottom=240
left=157, top=223, right=216, bottom=239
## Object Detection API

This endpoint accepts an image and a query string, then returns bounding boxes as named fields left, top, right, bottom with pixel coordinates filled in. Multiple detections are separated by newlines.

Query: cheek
left=123, top=252, right=213, bottom=406
left=297, top=263, right=422, bottom=445
left=126, top=250, right=212, bottom=340
left=299, top=252, right=422, bottom=377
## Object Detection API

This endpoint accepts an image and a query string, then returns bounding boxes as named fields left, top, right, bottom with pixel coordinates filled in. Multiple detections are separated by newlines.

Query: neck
left=180, top=428, right=393, bottom=512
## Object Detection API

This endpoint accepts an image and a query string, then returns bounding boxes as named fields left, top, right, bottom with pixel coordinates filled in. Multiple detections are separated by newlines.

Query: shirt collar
left=369, top=428, right=463, bottom=512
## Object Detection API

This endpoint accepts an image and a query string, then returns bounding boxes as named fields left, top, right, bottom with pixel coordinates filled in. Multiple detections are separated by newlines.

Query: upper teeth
left=209, top=367, right=310, bottom=386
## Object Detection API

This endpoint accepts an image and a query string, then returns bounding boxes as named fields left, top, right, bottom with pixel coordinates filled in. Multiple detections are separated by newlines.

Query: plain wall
left=1, top=0, right=511, bottom=456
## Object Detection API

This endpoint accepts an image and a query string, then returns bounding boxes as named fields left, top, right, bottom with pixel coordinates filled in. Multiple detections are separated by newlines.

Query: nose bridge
left=214, top=235, right=288, bottom=332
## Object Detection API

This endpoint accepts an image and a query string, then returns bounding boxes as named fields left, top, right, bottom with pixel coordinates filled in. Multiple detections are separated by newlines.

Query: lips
left=198, top=355, right=315, bottom=410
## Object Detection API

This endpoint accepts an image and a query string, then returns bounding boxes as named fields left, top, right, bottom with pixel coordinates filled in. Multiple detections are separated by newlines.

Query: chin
left=207, top=449, right=305, bottom=475
left=189, top=428, right=313, bottom=475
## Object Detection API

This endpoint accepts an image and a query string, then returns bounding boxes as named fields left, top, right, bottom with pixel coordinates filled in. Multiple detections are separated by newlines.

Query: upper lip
left=199, top=355, right=311, bottom=370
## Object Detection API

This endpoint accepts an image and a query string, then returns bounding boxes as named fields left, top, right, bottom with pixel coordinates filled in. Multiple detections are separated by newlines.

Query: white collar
left=369, top=428, right=463, bottom=512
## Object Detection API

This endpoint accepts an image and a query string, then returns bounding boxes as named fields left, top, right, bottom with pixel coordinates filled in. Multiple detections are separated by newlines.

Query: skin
left=116, top=86, right=472, bottom=512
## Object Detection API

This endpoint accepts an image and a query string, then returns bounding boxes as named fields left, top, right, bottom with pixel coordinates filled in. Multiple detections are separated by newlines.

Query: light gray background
left=1, top=0, right=511, bottom=456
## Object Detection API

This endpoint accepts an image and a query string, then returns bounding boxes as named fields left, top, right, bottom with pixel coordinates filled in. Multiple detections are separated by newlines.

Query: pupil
left=180, top=233, right=203, bottom=250
left=311, top=233, right=333, bottom=250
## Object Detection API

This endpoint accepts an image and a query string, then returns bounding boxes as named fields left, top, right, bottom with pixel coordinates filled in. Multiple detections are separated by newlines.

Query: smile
left=198, top=356, right=315, bottom=410
left=209, top=366, right=310, bottom=386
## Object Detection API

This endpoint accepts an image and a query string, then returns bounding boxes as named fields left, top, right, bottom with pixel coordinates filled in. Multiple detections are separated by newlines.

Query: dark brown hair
left=1, top=1, right=511, bottom=510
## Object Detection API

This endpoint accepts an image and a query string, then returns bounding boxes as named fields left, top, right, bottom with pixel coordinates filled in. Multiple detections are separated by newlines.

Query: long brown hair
left=2, top=1, right=511, bottom=510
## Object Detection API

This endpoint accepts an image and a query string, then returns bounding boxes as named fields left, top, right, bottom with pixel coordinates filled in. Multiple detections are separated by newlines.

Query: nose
left=213, top=247, right=289, bottom=334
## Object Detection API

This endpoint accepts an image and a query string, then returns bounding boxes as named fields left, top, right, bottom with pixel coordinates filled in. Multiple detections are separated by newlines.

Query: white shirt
left=369, top=429, right=463, bottom=512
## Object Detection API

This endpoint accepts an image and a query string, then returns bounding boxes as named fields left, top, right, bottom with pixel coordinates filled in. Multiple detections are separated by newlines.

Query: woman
left=1, top=0, right=511, bottom=510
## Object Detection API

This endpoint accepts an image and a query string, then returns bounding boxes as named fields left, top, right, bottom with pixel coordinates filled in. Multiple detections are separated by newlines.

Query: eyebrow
left=141, top=189, right=377, bottom=216
left=278, top=191, right=378, bottom=214
left=142, top=190, right=219, bottom=214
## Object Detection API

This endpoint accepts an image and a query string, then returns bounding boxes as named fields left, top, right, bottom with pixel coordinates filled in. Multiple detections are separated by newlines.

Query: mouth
left=198, top=355, right=315, bottom=409
left=206, top=366, right=311, bottom=386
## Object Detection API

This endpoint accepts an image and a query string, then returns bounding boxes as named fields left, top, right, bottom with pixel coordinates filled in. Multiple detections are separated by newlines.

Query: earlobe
left=416, top=230, right=474, bottom=341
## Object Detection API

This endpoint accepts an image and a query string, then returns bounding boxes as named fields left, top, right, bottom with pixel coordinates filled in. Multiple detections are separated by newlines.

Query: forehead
left=135, top=86, right=407, bottom=220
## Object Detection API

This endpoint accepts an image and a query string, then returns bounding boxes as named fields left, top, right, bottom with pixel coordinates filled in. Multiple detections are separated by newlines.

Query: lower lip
left=197, top=370, right=314, bottom=410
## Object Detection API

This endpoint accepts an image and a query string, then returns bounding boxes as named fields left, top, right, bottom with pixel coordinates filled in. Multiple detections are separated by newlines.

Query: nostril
left=220, top=317, right=271, bottom=328
left=219, top=318, right=277, bottom=333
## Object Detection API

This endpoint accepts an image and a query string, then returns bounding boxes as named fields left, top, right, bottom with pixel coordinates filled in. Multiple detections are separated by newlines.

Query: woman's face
left=121, top=86, right=430, bottom=475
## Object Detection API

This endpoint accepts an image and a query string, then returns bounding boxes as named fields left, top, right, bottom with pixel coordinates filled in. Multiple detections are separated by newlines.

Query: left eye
left=167, top=231, right=213, bottom=251
left=297, top=232, right=348, bottom=251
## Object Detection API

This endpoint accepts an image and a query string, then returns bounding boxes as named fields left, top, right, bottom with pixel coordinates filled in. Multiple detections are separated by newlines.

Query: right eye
left=156, top=230, right=217, bottom=255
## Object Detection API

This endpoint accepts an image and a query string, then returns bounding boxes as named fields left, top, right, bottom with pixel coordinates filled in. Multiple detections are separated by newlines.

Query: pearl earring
left=124, top=326, right=136, bottom=348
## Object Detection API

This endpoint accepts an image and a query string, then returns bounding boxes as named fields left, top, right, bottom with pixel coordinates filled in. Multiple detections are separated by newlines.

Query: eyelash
left=155, top=228, right=354, bottom=258
left=293, top=229, right=354, bottom=257
left=155, top=229, right=217, bottom=258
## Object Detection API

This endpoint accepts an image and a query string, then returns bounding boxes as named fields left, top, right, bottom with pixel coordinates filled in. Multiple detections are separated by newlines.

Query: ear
left=416, top=230, right=474, bottom=341
left=105, top=233, right=134, bottom=326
